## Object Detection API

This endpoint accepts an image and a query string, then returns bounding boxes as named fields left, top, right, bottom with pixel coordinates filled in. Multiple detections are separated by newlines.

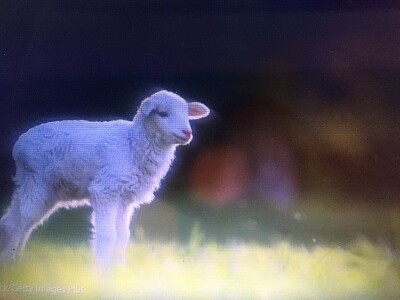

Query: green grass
left=0, top=237, right=399, bottom=299
left=1, top=200, right=400, bottom=299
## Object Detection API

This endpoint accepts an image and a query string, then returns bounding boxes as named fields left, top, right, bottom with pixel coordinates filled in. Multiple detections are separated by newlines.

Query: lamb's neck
left=130, top=123, right=177, bottom=178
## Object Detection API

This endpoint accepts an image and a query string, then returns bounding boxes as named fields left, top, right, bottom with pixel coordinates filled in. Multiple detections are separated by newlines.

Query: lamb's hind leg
left=0, top=178, right=53, bottom=263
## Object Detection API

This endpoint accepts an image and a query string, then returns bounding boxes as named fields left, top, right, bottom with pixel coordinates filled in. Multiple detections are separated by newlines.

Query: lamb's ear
left=139, top=98, right=158, bottom=117
left=188, top=102, right=210, bottom=120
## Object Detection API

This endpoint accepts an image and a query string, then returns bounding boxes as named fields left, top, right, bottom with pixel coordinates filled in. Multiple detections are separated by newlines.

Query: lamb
left=0, top=90, right=210, bottom=269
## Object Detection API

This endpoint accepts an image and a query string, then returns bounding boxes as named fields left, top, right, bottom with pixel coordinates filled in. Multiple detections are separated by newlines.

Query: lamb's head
left=138, top=90, right=210, bottom=146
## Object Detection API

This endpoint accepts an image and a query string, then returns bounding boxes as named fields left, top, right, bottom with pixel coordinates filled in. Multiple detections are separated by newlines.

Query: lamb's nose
left=182, top=129, right=192, bottom=140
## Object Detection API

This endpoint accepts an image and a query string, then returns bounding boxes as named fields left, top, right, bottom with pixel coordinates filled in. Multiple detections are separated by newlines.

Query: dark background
left=1, top=1, right=399, bottom=215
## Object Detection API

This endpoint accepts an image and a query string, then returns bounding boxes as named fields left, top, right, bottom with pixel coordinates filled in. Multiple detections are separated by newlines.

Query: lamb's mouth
left=173, top=134, right=191, bottom=144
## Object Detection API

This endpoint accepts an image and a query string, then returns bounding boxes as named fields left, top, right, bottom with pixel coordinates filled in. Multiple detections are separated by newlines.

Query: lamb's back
left=13, top=120, right=133, bottom=180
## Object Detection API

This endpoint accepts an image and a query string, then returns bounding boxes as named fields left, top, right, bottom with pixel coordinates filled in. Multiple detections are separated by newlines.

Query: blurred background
left=0, top=1, right=399, bottom=247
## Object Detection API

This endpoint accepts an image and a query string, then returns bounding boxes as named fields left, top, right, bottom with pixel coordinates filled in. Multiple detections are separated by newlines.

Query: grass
left=1, top=200, right=400, bottom=299
left=0, top=236, right=399, bottom=299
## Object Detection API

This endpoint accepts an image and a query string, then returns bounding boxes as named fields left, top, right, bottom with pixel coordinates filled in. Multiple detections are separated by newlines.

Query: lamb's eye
left=157, top=111, right=169, bottom=118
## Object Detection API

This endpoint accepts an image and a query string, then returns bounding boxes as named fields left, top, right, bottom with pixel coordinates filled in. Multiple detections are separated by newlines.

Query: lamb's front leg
left=114, top=202, right=135, bottom=268
left=92, top=200, right=119, bottom=270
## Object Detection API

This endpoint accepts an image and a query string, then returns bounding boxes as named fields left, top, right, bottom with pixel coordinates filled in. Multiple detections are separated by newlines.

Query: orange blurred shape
left=188, top=146, right=250, bottom=205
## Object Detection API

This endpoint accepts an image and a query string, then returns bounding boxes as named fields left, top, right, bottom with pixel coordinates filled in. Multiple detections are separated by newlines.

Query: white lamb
left=0, top=90, right=210, bottom=269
